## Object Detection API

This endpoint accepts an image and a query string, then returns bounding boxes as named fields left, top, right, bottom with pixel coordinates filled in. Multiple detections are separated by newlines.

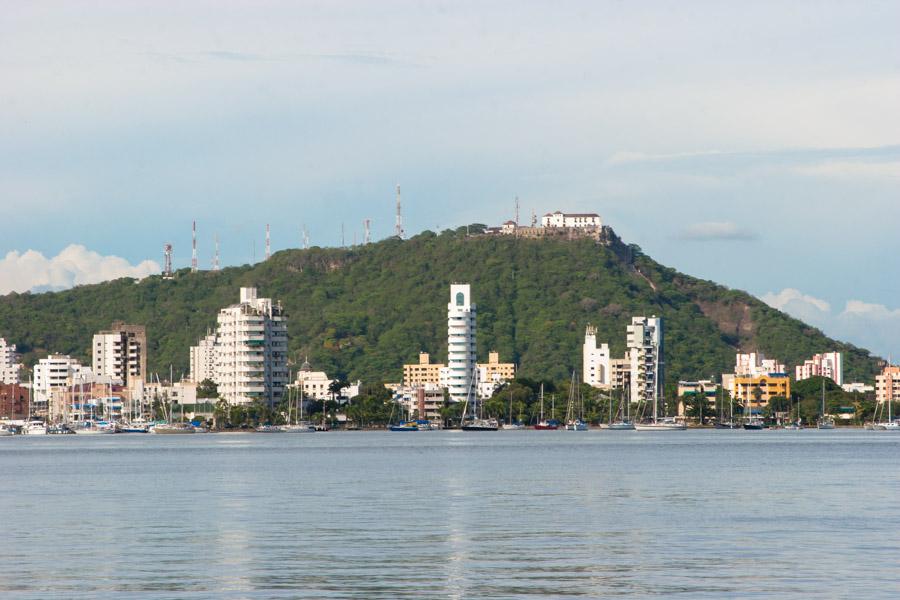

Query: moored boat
left=150, top=423, right=195, bottom=434
left=636, top=417, right=687, bottom=431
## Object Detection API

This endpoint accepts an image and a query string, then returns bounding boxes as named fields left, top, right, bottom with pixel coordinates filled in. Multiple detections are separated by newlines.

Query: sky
left=1, top=1, right=899, bottom=361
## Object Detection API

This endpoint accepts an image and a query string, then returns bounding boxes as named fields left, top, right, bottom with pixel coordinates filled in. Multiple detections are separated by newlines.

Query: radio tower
left=364, top=219, right=371, bottom=244
left=515, top=196, right=520, bottom=226
left=265, top=224, right=271, bottom=261
left=213, top=234, right=220, bottom=271
left=191, top=220, right=198, bottom=273
left=163, top=243, right=173, bottom=279
left=303, top=226, right=310, bottom=249
left=394, top=184, right=404, bottom=239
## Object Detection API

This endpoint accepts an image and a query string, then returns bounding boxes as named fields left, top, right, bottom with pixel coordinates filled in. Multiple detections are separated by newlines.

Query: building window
left=456, top=292, right=465, bottom=306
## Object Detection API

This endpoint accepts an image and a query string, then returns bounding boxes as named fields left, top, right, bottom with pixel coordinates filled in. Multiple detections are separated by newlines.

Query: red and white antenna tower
left=394, top=184, right=404, bottom=239
left=163, top=243, right=173, bottom=279
left=364, top=219, right=371, bottom=244
left=213, top=234, right=220, bottom=271
left=265, top=224, right=271, bottom=260
left=191, top=220, right=198, bottom=273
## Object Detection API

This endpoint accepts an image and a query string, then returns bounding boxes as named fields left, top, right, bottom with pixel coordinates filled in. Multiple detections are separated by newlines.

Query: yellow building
left=402, top=351, right=515, bottom=387
left=403, top=353, right=444, bottom=387
left=481, top=351, right=515, bottom=381
left=731, top=375, right=791, bottom=406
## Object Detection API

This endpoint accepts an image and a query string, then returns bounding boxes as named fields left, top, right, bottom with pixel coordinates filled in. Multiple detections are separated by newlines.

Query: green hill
left=0, top=227, right=881, bottom=386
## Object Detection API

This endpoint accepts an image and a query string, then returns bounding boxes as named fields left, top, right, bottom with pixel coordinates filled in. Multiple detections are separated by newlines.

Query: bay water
left=2, top=430, right=898, bottom=598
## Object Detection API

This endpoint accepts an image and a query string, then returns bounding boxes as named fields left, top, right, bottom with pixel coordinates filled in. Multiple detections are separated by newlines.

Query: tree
left=197, top=379, right=218, bottom=399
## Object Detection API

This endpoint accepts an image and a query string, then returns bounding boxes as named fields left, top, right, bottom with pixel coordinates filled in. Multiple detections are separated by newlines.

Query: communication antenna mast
left=213, top=234, right=220, bottom=271
left=364, top=219, right=371, bottom=244
left=191, top=220, right=198, bottom=273
left=341, top=222, right=345, bottom=247
left=531, top=209, right=537, bottom=227
left=265, top=224, right=271, bottom=261
left=394, top=184, right=404, bottom=239
left=515, top=196, right=520, bottom=226
left=163, top=243, right=173, bottom=279
left=303, top=226, right=310, bottom=249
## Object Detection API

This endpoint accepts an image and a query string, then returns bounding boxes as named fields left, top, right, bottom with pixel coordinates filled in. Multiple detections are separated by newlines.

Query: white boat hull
left=607, top=422, right=636, bottom=430
left=635, top=422, right=687, bottom=431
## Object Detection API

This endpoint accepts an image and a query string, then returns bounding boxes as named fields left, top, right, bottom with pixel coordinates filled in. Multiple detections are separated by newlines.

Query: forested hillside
left=0, top=227, right=881, bottom=385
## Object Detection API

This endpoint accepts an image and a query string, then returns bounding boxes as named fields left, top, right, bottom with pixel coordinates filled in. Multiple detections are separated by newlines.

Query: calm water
left=1, top=430, right=899, bottom=599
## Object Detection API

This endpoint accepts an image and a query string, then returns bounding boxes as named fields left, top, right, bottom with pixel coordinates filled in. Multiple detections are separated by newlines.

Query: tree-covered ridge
left=0, top=228, right=881, bottom=385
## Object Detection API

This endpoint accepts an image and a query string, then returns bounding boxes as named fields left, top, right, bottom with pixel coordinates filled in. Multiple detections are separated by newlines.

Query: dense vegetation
left=0, top=227, right=881, bottom=387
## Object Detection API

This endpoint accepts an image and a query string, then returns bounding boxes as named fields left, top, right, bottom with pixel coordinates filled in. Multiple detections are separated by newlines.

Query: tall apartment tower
left=447, top=283, right=477, bottom=403
left=189, top=331, right=218, bottom=383
left=583, top=325, right=611, bottom=388
left=0, top=337, right=21, bottom=384
left=214, top=287, right=288, bottom=406
left=92, top=322, right=147, bottom=389
left=627, top=316, right=663, bottom=411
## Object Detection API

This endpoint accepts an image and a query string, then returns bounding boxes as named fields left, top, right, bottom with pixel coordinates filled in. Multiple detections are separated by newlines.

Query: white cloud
left=793, top=160, right=900, bottom=180
left=679, top=221, right=758, bottom=241
left=760, top=288, right=900, bottom=358
left=0, top=245, right=159, bottom=295
left=761, top=288, right=831, bottom=314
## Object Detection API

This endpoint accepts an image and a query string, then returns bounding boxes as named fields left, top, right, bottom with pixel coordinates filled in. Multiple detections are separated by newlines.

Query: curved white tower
left=447, top=284, right=476, bottom=403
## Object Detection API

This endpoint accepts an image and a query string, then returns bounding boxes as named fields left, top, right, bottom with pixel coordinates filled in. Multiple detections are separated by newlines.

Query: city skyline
left=2, top=2, right=899, bottom=356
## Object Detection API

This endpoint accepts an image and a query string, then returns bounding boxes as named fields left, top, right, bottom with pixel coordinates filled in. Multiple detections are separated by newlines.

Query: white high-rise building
left=627, top=316, right=663, bottom=410
left=0, top=337, right=21, bottom=384
left=213, top=287, right=288, bottom=406
left=583, top=325, right=611, bottom=388
left=795, top=352, right=843, bottom=386
left=189, top=332, right=218, bottom=383
left=447, top=283, right=477, bottom=403
left=92, top=322, right=147, bottom=389
left=33, top=354, right=91, bottom=404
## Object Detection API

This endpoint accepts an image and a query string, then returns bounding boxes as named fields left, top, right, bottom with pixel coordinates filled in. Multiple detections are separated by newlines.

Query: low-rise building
left=875, top=365, right=900, bottom=404
left=0, top=383, right=29, bottom=421
left=842, top=382, right=874, bottom=394
left=392, top=383, right=445, bottom=422
left=677, top=380, right=718, bottom=417
left=291, top=359, right=360, bottom=401
left=541, top=211, right=603, bottom=228
left=795, top=352, right=843, bottom=386
left=732, top=375, right=791, bottom=407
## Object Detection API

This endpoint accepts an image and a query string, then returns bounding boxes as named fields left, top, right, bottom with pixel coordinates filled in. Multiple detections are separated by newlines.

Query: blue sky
left=2, top=1, right=899, bottom=361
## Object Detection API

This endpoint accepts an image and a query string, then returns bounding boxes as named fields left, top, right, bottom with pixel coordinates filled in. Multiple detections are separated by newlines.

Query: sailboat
left=783, top=392, right=803, bottom=430
left=816, top=379, right=835, bottom=430
left=149, top=383, right=195, bottom=434
left=608, top=386, right=635, bottom=430
left=635, top=379, right=686, bottom=431
left=23, top=376, right=48, bottom=435
left=282, top=379, right=316, bottom=432
left=534, top=384, right=558, bottom=430
left=743, top=384, right=766, bottom=430
left=501, top=385, right=524, bottom=430
left=564, top=371, right=588, bottom=431
left=461, top=368, right=498, bottom=431
left=715, top=385, right=738, bottom=429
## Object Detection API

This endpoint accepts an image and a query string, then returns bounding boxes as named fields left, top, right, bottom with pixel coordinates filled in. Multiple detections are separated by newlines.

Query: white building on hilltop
left=0, top=337, right=21, bottom=384
left=447, top=284, right=477, bottom=403
left=214, top=287, right=288, bottom=406
left=583, top=325, right=611, bottom=388
left=189, top=331, right=218, bottom=383
left=795, top=352, right=843, bottom=386
left=541, top=211, right=602, bottom=229
left=627, top=316, right=663, bottom=410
